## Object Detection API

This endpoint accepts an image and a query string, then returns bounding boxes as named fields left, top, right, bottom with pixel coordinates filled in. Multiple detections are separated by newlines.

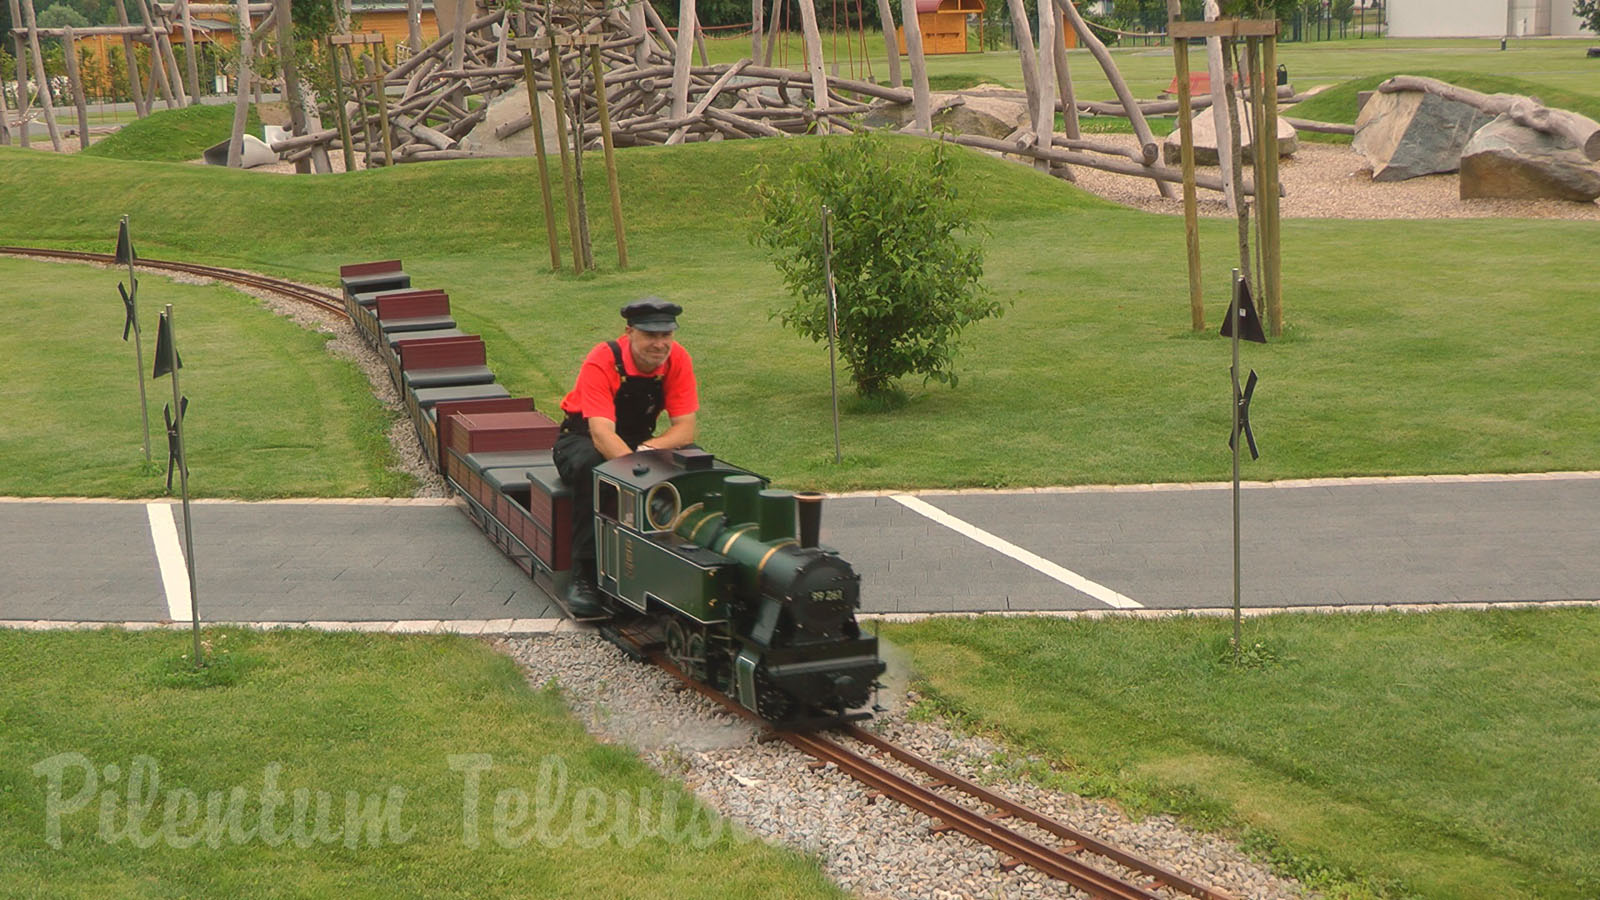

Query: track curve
left=0, top=246, right=348, bottom=317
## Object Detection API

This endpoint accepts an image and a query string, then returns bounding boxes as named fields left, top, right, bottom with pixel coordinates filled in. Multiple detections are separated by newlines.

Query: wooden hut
left=897, top=0, right=984, bottom=55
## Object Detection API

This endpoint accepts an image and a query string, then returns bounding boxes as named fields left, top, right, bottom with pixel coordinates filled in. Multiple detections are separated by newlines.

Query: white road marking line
left=146, top=503, right=192, bottom=621
left=891, top=494, right=1144, bottom=610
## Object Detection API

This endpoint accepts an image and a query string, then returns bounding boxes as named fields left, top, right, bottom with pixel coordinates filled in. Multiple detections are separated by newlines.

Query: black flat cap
left=621, top=297, right=682, bottom=332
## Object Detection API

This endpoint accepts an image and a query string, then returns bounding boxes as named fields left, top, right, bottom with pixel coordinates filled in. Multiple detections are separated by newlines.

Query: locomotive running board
left=598, top=619, right=661, bottom=661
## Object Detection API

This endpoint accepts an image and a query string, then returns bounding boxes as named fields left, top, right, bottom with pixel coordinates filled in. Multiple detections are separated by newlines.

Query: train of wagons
left=337, top=259, right=885, bottom=726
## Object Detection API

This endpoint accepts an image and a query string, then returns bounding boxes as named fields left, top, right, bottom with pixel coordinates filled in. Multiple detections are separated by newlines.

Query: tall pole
left=1261, top=31, right=1283, bottom=337
left=590, top=43, right=628, bottom=270
left=548, top=31, right=584, bottom=275
left=1170, top=1, right=1203, bottom=330
left=124, top=216, right=152, bottom=465
left=328, top=38, right=357, bottom=172
left=822, top=206, right=842, bottom=465
left=9, top=0, right=32, bottom=147
left=1229, top=269, right=1242, bottom=658
left=519, top=40, right=562, bottom=271
left=163, top=304, right=202, bottom=669
left=873, top=0, right=901, bottom=88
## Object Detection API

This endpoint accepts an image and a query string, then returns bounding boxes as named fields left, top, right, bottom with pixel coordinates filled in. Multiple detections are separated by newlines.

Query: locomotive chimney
left=758, top=490, right=797, bottom=542
left=795, top=491, right=824, bottom=548
left=723, top=475, right=762, bottom=525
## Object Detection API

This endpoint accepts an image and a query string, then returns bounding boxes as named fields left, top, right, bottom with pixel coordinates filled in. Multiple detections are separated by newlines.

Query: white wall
left=1388, top=0, right=1593, bottom=37
left=1387, top=0, right=1509, bottom=37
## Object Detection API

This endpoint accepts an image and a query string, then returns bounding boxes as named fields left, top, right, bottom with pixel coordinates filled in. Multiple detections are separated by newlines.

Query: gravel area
left=499, top=633, right=1311, bottom=900
left=1061, top=131, right=1600, bottom=220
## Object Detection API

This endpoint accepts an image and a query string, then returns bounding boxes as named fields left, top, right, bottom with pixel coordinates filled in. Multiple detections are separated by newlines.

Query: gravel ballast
left=499, top=633, right=1310, bottom=900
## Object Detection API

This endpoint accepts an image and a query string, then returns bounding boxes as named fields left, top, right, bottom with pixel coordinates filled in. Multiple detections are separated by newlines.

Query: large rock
left=861, top=89, right=1028, bottom=140
left=1459, top=114, right=1600, bottom=202
left=459, top=88, right=560, bottom=157
left=1353, top=89, right=1492, bottom=181
left=1161, top=107, right=1298, bottom=166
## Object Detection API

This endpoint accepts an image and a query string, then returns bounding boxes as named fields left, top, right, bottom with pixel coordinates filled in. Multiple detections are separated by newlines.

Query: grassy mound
left=82, top=104, right=265, bottom=163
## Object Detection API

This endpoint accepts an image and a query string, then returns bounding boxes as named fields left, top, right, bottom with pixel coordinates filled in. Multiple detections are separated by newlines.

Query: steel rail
left=633, top=639, right=1229, bottom=900
left=841, top=723, right=1236, bottom=900
left=0, top=246, right=349, bottom=317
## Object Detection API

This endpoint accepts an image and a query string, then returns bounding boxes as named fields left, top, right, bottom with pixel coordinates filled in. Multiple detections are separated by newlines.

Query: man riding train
left=553, top=298, right=698, bottom=618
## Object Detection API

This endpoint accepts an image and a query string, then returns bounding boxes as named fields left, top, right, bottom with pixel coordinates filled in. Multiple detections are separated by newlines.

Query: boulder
left=1459, top=114, right=1600, bottom=203
left=1352, top=89, right=1492, bottom=181
left=1161, top=107, right=1298, bottom=167
left=458, top=88, right=560, bottom=157
left=861, top=90, right=1028, bottom=140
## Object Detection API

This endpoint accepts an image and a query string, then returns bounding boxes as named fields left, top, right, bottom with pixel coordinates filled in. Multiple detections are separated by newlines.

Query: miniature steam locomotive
left=338, top=259, right=884, bottom=726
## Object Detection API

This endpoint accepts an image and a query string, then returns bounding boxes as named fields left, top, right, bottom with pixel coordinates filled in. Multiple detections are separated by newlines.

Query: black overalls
left=553, top=341, right=667, bottom=577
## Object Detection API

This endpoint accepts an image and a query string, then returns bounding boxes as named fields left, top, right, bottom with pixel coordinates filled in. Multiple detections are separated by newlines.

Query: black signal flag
left=1230, top=367, right=1260, bottom=461
left=163, top=396, right=189, bottom=492
left=1220, top=278, right=1267, bottom=344
left=115, top=218, right=136, bottom=265
left=119, top=279, right=138, bottom=340
left=153, top=309, right=182, bottom=377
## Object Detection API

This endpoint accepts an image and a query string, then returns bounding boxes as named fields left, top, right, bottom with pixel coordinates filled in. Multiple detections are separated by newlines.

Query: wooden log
left=898, top=0, right=931, bottom=131
left=1202, top=0, right=1234, bottom=211
left=793, top=0, right=830, bottom=132
left=406, top=0, right=423, bottom=54
left=1033, top=0, right=1058, bottom=174
left=8, top=0, right=32, bottom=147
left=179, top=0, right=200, bottom=99
left=873, top=0, right=901, bottom=88
left=641, top=0, right=678, bottom=56
left=0, top=59, right=9, bottom=144
left=1053, top=0, right=1164, bottom=183
left=112, top=0, right=149, bottom=117
left=1051, top=2, right=1078, bottom=139
left=741, top=64, right=911, bottom=103
left=944, top=131, right=1269, bottom=195
left=227, top=0, right=252, bottom=166
left=395, top=148, right=480, bottom=161
left=706, top=106, right=786, bottom=137
left=1282, top=116, right=1351, bottom=135
left=130, top=0, right=177, bottom=107
left=1377, top=74, right=1600, bottom=161
left=1169, top=0, right=1202, bottom=331
left=669, top=58, right=746, bottom=145
left=1003, top=0, right=1041, bottom=128
left=61, top=26, right=91, bottom=150
left=1260, top=35, right=1282, bottom=336
left=671, top=0, right=697, bottom=119
left=147, top=0, right=190, bottom=106
left=395, top=114, right=456, bottom=149
left=19, top=0, right=64, bottom=149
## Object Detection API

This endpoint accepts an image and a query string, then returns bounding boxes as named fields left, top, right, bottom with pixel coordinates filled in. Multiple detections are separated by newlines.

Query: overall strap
left=607, top=340, right=626, bottom=375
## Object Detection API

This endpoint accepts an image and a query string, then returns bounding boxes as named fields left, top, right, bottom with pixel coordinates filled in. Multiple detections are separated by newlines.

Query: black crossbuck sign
left=119, top=278, right=139, bottom=340
left=163, top=397, right=189, bottom=491
left=1230, top=366, right=1260, bottom=460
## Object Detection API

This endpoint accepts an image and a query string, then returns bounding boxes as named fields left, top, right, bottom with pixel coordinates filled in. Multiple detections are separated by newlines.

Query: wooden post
left=898, top=0, right=930, bottom=131
left=1203, top=0, right=1234, bottom=211
left=548, top=32, right=584, bottom=275
left=1170, top=3, right=1202, bottom=331
left=112, top=0, right=148, bottom=117
left=62, top=27, right=91, bottom=150
left=7, top=0, right=30, bottom=148
left=1033, top=0, right=1057, bottom=174
left=590, top=42, right=628, bottom=269
left=327, top=35, right=357, bottom=172
left=406, top=0, right=423, bottom=56
left=132, top=0, right=176, bottom=108
left=20, top=0, right=64, bottom=150
left=1003, top=0, right=1040, bottom=127
left=179, top=0, right=200, bottom=98
left=628, top=0, right=649, bottom=68
left=1051, top=3, right=1078, bottom=139
left=372, top=45, right=394, bottom=167
left=0, top=60, right=9, bottom=145
left=1221, top=35, right=1249, bottom=279
left=274, top=0, right=309, bottom=172
left=517, top=39, right=562, bottom=271
left=751, top=0, right=763, bottom=65
left=226, top=0, right=252, bottom=167
left=1053, top=0, right=1170, bottom=196
left=1260, top=32, right=1282, bottom=336
left=141, top=0, right=189, bottom=106
left=873, top=0, right=901, bottom=87
left=671, top=0, right=695, bottom=119
left=794, top=0, right=831, bottom=132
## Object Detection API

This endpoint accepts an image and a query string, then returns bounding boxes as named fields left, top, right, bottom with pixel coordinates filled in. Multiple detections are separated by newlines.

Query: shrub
left=751, top=133, right=998, bottom=402
left=1576, top=0, right=1600, bottom=35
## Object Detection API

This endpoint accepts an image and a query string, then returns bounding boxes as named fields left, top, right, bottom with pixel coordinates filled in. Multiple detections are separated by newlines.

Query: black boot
left=564, top=564, right=608, bottom=619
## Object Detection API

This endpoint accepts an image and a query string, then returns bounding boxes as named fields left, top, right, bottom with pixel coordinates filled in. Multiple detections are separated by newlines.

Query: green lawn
left=0, top=629, right=844, bottom=899
left=0, top=256, right=411, bottom=498
left=883, top=608, right=1600, bottom=900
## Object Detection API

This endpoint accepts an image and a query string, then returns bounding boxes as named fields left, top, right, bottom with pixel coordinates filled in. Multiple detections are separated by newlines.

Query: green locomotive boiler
left=592, top=448, right=885, bottom=723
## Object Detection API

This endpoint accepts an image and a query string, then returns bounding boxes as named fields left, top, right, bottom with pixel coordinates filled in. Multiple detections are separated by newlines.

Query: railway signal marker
left=162, top=397, right=189, bottom=492
left=1223, top=270, right=1265, bottom=660
left=1230, top=367, right=1260, bottom=461
left=153, top=304, right=203, bottom=669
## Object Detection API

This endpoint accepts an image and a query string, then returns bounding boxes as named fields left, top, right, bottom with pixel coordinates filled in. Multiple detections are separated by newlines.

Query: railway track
left=616, top=626, right=1234, bottom=900
left=0, top=246, right=349, bottom=317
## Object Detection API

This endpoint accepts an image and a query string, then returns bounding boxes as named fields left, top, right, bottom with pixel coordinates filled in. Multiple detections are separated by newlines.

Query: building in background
left=1385, top=0, right=1589, bottom=37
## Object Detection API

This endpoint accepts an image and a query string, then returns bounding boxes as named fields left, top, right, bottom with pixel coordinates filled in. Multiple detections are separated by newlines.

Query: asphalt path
left=3, top=472, right=1595, bottom=627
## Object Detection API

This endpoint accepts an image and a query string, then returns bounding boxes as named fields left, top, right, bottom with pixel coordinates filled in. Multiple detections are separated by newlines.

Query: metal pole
left=822, top=205, right=841, bottom=465
left=164, top=304, right=202, bottom=669
left=1229, top=268, right=1242, bottom=659
left=125, top=216, right=152, bottom=465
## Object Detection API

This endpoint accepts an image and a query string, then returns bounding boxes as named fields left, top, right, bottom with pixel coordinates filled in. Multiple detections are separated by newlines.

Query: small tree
left=752, top=133, right=998, bottom=403
left=1576, top=0, right=1600, bottom=34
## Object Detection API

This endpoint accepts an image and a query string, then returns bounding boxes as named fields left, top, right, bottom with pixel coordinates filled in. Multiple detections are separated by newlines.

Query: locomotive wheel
left=753, top=667, right=794, bottom=722
left=664, top=620, right=708, bottom=682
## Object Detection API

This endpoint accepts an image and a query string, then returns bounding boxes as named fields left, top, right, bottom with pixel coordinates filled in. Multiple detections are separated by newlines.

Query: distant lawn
left=0, top=257, right=410, bottom=499
left=884, top=608, right=1600, bottom=900
left=81, top=103, right=264, bottom=164
left=0, top=629, right=843, bottom=899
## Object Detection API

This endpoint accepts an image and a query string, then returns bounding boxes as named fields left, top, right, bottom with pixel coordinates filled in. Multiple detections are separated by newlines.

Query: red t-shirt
left=559, top=335, right=698, bottom=424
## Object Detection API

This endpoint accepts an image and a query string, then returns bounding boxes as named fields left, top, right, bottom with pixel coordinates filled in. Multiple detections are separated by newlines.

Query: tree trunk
left=1051, top=2, right=1078, bottom=139
left=407, top=0, right=423, bottom=55
left=874, top=0, right=901, bottom=88
left=1203, top=0, right=1235, bottom=211
left=1033, top=0, right=1058, bottom=175
left=112, top=0, right=149, bottom=117
left=20, top=0, right=64, bottom=150
left=62, top=27, right=91, bottom=150
left=793, top=0, right=830, bottom=132
left=898, top=0, right=930, bottom=131
left=672, top=0, right=696, bottom=118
